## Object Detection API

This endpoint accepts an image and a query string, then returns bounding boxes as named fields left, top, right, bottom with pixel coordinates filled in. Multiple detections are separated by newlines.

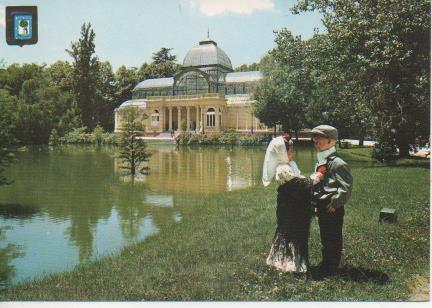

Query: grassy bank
left=0, top=149, right=429, bottom=301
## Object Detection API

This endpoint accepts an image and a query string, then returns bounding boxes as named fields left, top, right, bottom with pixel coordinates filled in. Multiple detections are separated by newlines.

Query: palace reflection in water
left=0, top=144, right=314, bottom=286
left=114, top=145, right=265, bottom=194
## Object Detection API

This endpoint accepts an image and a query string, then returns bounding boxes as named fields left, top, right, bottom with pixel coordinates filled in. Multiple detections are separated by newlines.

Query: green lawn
left=0, top=148, right=429, bottom=301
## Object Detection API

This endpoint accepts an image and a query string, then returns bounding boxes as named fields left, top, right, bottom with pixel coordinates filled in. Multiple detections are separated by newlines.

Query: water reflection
left=0, top=203, right=40, bottom=219
left=0, top=226, right=24, bottom=287
left=122, top=145, right=267, bottom=194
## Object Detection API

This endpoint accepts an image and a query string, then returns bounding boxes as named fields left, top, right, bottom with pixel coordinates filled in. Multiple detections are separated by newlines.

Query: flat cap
left=311, top=125, right=338, bottom=140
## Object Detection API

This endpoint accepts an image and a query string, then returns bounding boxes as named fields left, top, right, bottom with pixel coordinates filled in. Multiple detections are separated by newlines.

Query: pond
left=0, top=143, right=316, bottom=287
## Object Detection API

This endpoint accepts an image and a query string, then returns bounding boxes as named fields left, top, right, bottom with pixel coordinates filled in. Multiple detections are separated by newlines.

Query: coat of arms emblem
left=14, top=14, right=32, bottom=40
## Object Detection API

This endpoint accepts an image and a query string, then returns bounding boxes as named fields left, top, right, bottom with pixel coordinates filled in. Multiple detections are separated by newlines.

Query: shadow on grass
left=309, top=265, right=390, bottom=285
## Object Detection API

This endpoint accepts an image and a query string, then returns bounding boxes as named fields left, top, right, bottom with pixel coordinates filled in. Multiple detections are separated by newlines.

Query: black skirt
left=266, top=177, right=313, bottom=272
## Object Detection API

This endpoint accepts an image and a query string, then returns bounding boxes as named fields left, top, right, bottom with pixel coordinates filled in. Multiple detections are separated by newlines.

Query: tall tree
left=96, top=61, right=117, bottom=130
left=66, top=22, right=100, bottom=131
left=138, top=48, right=181, bottom=80
left=152, top=47, right=176, bottom=64
left=253, top=31, right=310, bottom=134
left=304, top=33, right=373, bottom=144
left=115, top=65, right=140, bottom=105
left=293, top=0, right=430, bottom=157
left=0, top=90, right=17, bottom=186
left=44, top=61, right=73, bottom=93
left=15, top=79, right=53, bottom=144
left=0, top=63, right=44, bottom=97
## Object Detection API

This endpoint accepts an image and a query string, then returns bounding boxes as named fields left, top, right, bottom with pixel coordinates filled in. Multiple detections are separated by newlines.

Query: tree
left=44, top=61, right=74, bottom=92
left=114, top=65, right=140, bottom=105
left=19, top=20, right=29, bottom=34
left=0, top=90, right=17, bottom=186
left=0, top=227, right=23, bottom=284
left=253, top=56, right=286, bottom=133
left=0, top=89, right=18, bottom=144
left=152, top=47, right=177, bottom=64
left=66, top=23, right=100, bottom=131
left=293, top=0, right=430, bottom=157
left=137, top=48, right=181, bottom=80
left=56, top=99, right=82, bottom=136
left=14, top=79, right=52, bottom=144
left=118, top=107, right=151, bottom=176
left=0, top=63, right=44, bottom=97
left=95, top=61, right=117, bottom=130
left=234, top=62, right=259, bottom=72
left=253, top=31, right=310, bottom=134
left=304, top=33, right=373, bottom=144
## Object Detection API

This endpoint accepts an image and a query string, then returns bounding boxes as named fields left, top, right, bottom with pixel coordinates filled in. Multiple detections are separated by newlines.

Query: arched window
left=175, top=70, right=210, bottom=95
left=206, top=108, right=216, bottom=127
left=151, top=110, right=160, bottom=125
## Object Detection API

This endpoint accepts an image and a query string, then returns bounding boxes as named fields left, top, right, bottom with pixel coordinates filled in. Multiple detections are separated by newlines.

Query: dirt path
left=408, top=275, right=430, bottom=301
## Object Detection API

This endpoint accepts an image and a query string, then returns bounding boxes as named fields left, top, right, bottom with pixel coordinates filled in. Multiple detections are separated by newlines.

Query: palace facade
left=114, top=37, right=268, bottom=134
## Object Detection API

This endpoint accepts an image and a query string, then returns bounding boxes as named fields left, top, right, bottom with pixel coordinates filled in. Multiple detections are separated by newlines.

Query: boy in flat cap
left=311, top=125, right=353, bottom=276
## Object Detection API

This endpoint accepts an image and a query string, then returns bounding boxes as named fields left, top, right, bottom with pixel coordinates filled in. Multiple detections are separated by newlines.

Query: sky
left=0, top=0, right=323, bottom=71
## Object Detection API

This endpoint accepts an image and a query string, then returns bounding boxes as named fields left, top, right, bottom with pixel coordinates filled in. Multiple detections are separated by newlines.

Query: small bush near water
left=175, top=130, right=271, bottom=146
left=58, top=127, right=118, bottom=145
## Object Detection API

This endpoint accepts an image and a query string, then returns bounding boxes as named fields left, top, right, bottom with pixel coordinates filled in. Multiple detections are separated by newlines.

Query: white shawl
left=262, top=136, right=322, bottom=186
left=262, top=136, right=290, bottom=186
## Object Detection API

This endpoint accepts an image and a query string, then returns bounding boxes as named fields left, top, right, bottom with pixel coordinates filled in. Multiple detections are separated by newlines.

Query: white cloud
left=0, top=7, right=5, bottom=28
left=190, top=0, right=274, bottom=16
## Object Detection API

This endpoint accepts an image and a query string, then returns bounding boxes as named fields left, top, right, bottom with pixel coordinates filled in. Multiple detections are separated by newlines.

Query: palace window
left=151, top=110, right=160, bottom=125
left=175, top=70, right=209, bottom=95
left=206, top=108, right=216, bottom=127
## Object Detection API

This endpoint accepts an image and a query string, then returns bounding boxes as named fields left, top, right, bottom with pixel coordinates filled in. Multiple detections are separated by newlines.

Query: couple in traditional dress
left=263, top=125, right=353, bottom=277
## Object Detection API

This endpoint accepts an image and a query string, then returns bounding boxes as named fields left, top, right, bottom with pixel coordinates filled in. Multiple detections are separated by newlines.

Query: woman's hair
left=284, top=138, right=294, bottom=152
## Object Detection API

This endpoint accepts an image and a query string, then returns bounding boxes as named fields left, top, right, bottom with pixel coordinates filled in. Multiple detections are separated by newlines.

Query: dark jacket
left=313, top=154, right=353, bottom=209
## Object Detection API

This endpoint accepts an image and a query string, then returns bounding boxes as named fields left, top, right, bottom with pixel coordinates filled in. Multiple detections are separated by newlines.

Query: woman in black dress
left=262, top=136, right=322, bottom=273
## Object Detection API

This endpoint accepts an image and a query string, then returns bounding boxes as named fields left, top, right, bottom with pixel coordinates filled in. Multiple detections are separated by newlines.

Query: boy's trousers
left=317, top=206, right=344, bottom=272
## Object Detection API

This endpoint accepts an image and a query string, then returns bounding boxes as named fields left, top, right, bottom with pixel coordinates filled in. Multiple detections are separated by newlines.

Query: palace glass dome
left=182, top=38, right=233, bottom=71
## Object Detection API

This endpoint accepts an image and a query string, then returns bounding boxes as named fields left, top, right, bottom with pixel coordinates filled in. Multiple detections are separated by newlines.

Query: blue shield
left=14, top=14, right=32, bottom=40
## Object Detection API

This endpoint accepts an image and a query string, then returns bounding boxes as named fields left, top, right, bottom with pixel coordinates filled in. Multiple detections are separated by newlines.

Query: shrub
left=175, top=132, right=193, bottom=145
left=92, top=125, right=104, bottom=145
left=175, top=131, right=268, bottom=146
left=59, top=126, right=118, bottom=145
left=60, top=127, right=91, bottom=144
left=218, top=130, right=238, bottom=146
left=372, top=141, right=398, bottom=163
left=48, top=129, right=59, bottom=146
left=340, top=140, right=351, bottom=149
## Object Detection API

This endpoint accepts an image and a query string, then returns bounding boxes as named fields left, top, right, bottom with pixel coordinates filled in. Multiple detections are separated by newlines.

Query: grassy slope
left=0, top=148, right=429, bottom=301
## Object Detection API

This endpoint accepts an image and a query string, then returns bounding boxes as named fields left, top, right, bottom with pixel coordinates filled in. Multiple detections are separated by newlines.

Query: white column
left=177, top=107, right=182, bottom=132
left=202, top=106, right=207, bottom=132
left=220, top=108, right=223, bottom=130
left=236, top=112, right=239, bottom=131
left=215, top=107, right=220, bottom=131
left=168, top=107, right=173, bottom=131
left=196, top=106, right=200, bottom=132
left=160, top=106, right=164, bottom=132
left=114, top=110, right=118, bottom=132
left=186, top=106, right=190, bottom=132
